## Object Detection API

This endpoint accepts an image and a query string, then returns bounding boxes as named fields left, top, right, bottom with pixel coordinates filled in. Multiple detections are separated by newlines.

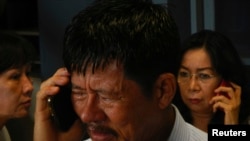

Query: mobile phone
left=48, top=85, right=78, bottom=131
left=217, top=79, right=232, bottom=99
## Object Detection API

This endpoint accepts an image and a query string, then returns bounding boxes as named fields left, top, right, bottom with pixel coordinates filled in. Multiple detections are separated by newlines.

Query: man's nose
left=79, top=94, right=106, bottom=123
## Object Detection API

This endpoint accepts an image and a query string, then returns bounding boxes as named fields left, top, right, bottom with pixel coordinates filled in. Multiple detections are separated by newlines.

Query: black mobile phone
left=48, top=85, right=78, bottom=131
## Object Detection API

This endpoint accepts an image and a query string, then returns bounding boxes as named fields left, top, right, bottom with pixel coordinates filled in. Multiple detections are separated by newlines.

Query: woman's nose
left=22, top=75, right=34, bottom=95
left=188, top=75, right=200, bottom=91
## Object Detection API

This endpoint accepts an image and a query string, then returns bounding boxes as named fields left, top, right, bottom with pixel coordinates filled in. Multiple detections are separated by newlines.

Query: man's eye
left=98, top=92, right=113, bottom=101
left=99, top=92, right=121, bottom=102
left=72, top=91, right=87, bottom=99
left=100, top=96, right=112, bottom=101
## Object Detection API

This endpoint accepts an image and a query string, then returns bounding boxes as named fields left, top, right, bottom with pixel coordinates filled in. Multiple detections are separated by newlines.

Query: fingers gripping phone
left=217, top=79, right=232, bottom=99
left=48, top=85, right=78, bottom=131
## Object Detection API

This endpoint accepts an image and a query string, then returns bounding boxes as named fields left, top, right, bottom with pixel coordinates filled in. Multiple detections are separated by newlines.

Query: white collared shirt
left=168, top=104, right=208, bottom=141
left=0, top=126, right=11, bottom=141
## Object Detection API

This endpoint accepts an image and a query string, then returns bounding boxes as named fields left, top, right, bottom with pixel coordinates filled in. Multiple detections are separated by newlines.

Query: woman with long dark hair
left=174, top=29, right=250, bottom=132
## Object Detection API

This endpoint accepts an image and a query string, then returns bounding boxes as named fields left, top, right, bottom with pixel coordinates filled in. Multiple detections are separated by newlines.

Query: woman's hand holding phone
left=209, top=80, right=241, bottom=124
left=216, top=80, right=232, bottom=99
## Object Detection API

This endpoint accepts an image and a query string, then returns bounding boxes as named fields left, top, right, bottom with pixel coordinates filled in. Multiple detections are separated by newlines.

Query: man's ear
left=154, top=73, right=176, bottom=109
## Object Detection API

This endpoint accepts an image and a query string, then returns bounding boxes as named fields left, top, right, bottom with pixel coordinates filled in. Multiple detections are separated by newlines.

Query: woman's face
left=177, top=48, right=221, bottom=115
left=0, top=65, right=33, bottom=120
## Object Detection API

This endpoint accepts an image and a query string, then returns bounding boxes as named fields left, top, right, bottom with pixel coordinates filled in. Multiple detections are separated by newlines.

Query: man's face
left=71, top=62, right=159, bottom=141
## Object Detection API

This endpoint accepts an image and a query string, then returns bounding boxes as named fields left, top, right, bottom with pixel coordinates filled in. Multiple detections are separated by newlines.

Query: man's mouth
left=88, top=124, right=117, bottom=141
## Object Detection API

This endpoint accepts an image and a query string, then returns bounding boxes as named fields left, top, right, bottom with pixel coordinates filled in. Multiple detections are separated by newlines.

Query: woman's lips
left=22, top=99, right=31, bottom=108
left=189, top=98, right=201, bottom=104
